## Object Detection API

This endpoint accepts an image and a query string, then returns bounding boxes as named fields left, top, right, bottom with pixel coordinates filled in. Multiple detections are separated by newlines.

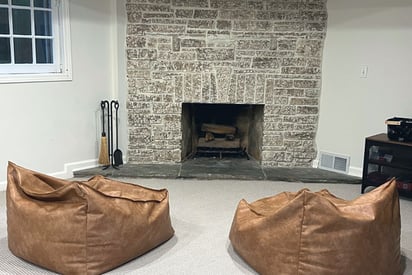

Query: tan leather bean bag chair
left=7, top=162, right=174, bottom=275
left=229, top=179, right=401, bottom=275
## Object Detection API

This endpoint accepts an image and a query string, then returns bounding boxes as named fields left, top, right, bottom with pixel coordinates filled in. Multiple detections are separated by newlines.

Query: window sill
left=0, top=71, right=72, bottom=84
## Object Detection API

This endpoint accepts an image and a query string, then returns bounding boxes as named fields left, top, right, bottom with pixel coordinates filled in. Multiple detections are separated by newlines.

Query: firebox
left=181, top=103, right=264, bottom=162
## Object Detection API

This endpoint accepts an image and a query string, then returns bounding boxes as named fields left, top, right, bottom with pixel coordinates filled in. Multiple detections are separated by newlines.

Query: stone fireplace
left=126, top=0, right=327, bottom=167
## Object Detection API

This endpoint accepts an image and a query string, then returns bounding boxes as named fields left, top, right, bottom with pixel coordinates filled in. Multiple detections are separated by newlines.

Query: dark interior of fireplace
left=181, top=103, right=264, bottom=162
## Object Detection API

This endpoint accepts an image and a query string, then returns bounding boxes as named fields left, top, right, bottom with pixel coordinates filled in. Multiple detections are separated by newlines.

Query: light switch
left=360, top=65, right=368, bottom=78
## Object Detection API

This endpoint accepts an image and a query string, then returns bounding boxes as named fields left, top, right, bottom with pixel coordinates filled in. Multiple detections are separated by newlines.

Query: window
left=0, top=0, right=71, bottom=83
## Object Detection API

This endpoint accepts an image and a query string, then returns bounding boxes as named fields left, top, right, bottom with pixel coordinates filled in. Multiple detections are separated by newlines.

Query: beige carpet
left=0, top=178, right=411, bottom=274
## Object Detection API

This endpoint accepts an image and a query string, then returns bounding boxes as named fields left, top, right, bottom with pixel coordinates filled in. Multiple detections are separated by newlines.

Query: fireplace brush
left=98, top=101, right=110, bottom=166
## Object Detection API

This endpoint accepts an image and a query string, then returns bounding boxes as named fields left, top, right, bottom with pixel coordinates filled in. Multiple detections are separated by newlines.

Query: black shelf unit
left=362, top=133, right=412, bottom=197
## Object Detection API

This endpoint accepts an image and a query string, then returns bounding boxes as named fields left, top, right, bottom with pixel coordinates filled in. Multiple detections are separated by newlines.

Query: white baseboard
left=348, top=166, right=362, bottom=178
left=0, top=159, right=99, bottom=192
left=49, top=159, right=99, bottom=179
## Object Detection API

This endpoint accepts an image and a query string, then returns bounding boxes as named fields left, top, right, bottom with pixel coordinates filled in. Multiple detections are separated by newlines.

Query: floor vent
left=319, top=152, right=350, bottom=174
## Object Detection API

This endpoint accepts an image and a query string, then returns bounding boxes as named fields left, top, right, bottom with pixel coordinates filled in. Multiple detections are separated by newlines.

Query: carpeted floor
left=0, top=178, right=411, bottom=274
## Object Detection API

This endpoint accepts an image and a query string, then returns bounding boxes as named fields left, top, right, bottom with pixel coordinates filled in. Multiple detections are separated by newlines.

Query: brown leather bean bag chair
left=229, top=179, right=401, bottom=275
left=7, top=162, right=174, bottom=275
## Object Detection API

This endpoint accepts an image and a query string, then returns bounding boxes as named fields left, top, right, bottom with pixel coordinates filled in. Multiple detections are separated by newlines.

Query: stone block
left=153, top=103, right=181, bottom=114
left=273, top=96, right=288, bottom=105
left=150, top=0, right=172, bottom=4
left=247, top=0, right=264, bottom=10
left=220, top=10, right=255, bottom=20
left=153, top=149, right=181, bottom=162
left=294, top=124, right=317, bottom=132
left=207, top=40, right=235, bottom=48
left=192, top=73, right=202, bottom=101
left=281, top=67, right=321, bottom=75
left=300, top=11, right=328, bottom=22
left=158, top=44, right=173, bottom=51
left=201, top=73, right=211, bottom=102
left=283, top=115, right=318, bottom=124
left=175, top=9, right=194, bottom=18
left=129, top=49, right=158, bottom=60
left=147, top=19, right=187, bottom=25
left=284, top=131, right=316, bottom=141
left=149, top=25, right=186, bottom=34
left=207, top=30, right=230, bottom=39
left=301, top=1, right=327, bottom=10
left=194, top=9, right=218, bottom=19
left=277, top=39, right=297, bottom=51
left=130, top=3, right=172, bottom=13
left=290, top=98, right=318, bottom=106
left=127, top=24, right=148, bottom=35
left=235, top=74, right=245, bottom=103
left=296, top=39, right=323, bottom=57
left=180, top=38, right=206, bottom=48
left=172, top=0, right=208, bottom=8
left=127, top=70, right=151, bottom=79
left=236, top=40, right=271, bottom=50
left=263, top=135, right=284, bottom=146
left=279, top=106, right=297, bottom=115
left=227, top=74, right=237, bottom=103
left=294, top=79, right=319, bottom=88
left=273, top=22, right=304, bottom=32
left=305, top=89, right=320, bottom=97
left=244, top=74, right=256, bottom=103
left=297, top=106, right=319, bottom=115
left=266, top=2, right=299, bottom=11
left=211, top=0, right=246, bottom=9
left=305, top=22, right=327, bottom=32
left=157, top=51, right=196, bottom=61
left=216, top=20, right=232, bottom=30
left=127, top=11, right=142, bottom=23
left=275, top=79, right=294, bottom=88
left=188, top=19, right=215, bottom=29
left=128, top=114, right=163, bottom=127
left=126, top=36, right=146, bottom=48
left=252, top=57, right=280, bottom=69
left=233, top=21, right=272, bottom=31
left=215, top=67, right=231, bottom=102
left=172, top=36, right=180, bottom=52
left=197, top=48, right=235, bottom=61
left=281, top=57, right=306, bottom=67
left=183, top=74, right=193, bottom=101
left=174, top=75, right=184, bottom=102
left=142, top=12, right=174, bottom=19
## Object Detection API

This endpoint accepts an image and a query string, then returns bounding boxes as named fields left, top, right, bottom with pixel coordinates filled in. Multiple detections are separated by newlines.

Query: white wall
left=2, top=0, right=410, bottom=186
left=317, top=0, right=412, bottom=176
left=0, top=0, right=121, bottom=186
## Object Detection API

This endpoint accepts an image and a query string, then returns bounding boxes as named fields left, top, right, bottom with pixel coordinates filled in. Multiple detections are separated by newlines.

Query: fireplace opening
left=181, top=103, right=264, bottom=162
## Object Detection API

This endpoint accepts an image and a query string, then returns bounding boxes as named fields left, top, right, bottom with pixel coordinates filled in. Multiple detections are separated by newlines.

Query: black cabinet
left=362, top=133, right=412, bottom=197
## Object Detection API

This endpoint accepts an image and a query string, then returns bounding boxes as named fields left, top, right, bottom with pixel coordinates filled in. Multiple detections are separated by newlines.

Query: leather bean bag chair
left=229, top=179, right=401, bottom=275
left=6, top=162, right=174, bottom=275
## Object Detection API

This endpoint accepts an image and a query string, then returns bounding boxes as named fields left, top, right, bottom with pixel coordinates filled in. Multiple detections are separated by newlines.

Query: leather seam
left=296, top=191, right=307, bottom=275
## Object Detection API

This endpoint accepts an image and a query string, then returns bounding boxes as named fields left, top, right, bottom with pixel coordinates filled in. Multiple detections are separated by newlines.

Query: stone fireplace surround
left=126, top=0, right=327, bottom=167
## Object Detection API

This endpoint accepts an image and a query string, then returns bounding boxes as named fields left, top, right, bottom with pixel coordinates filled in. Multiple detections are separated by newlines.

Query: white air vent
left=319, top=151, right=350, bottom=174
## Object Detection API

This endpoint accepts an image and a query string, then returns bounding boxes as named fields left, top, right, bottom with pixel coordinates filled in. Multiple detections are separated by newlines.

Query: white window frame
left=0, top=0, right=72, bottom=83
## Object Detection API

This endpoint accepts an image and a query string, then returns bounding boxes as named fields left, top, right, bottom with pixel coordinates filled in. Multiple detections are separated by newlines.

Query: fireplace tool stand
left=101, top=100, right=122, bottom=170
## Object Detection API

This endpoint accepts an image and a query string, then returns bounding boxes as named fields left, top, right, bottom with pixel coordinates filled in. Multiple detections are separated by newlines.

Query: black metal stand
left=102, top=100, right=120, bottom=170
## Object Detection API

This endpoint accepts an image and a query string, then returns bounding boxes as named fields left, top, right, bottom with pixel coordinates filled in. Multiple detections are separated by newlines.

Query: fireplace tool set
left=98, top=100, right=123, bottom=169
